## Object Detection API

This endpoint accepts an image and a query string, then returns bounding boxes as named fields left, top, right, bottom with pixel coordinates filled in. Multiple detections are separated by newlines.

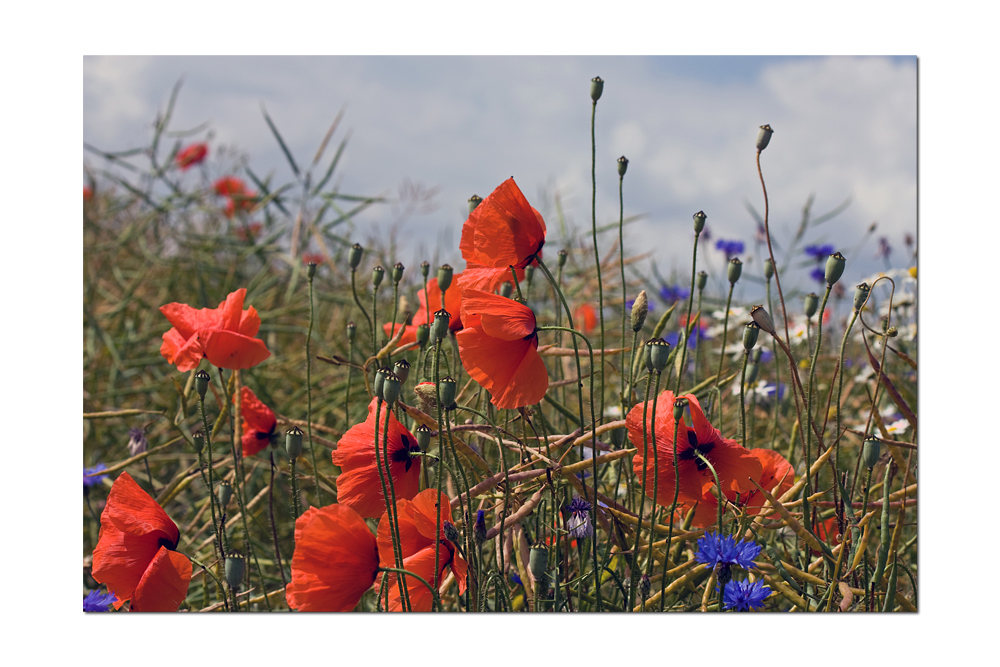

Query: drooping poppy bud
left=631, top=290, right=648, bottom=332
left=750, top=305, right=775, bottom=336
left=697, top=271, right=708, bottom=291
left=372, top=266, right=385, bottom=288
left=225, top=552, right=245, bottom=590
left=826, top=251, right=846, bottom=285
left=392, top=262, right=405, bottom=285
left=286, top=426, right=303, bottom=460
left=743, top=321, right=760, bottom=351
left=804, top=293, right=819, bottom=319
left=349, top=243, right=363, bottom=270
left=468, top=195, right=482, bottom=214
left=756, top=124, right=774, bottom=152
left=854, top=283, right=871, bottom=312
left=195, top=370, right=210, bottom=398
left=393, top=359, right=410, bottom=384
left=217, top=481, right=232, bottom=508
left=437, top=265, right=454, bottom=292
left=693, top=211, right=707, bottom=234
left=617, top=155, right=629, bottom=177
left=590, top=76, right=604, bottom=102
left=728, top=257, right=743, bottom=284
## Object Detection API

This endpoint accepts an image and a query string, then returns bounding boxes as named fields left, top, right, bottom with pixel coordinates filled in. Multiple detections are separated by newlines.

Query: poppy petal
left=130, top=546, right=192, bottom=611
left=159, top=302, right=221, bottom=339
left=237, top=386, right=277, bottom=434
left=160, top=327, right=205, bottom=372
left=461, top=289, right=536, bottom=340
left=460, top=178, right=545, bottom=269
left=238, top=305, right=262, bottom=337
left=201, top=330, right=271, bottom=370
left=382, top=322, right=418, bottom=347
left=456, top=328, right=547, bottom=409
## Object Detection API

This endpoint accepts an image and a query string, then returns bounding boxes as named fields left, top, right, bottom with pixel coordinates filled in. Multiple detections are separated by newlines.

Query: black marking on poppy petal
left=392, top=435, right=414, bottom=471
left=158, top=536, right=177, bottom=552
left=677, top=431, right=716, bottom=471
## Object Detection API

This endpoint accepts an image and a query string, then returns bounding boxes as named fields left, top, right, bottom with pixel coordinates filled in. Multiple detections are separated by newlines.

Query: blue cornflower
left=695, top=532, right=761, bottom=570
left=715, top=239, right=744, bottom=258
left=83, top=588, right=117, bottom=612
left=658, top=285, right=689, bottom=304
left=719, top=578, right=772, bottom=611
left=804, top=244, right=835, bottom=261
left=509, top=571, right=523, bottom=587
left=83, top=463, right=109, bottom=489
left=809, top=267, right=826, bottom=284
left=564, top=496, right=593, bottom=539
left=876, top=236, right=892, bottom=260
left=473, top=509, right=488, bottom=544
left=664, top=326, right=705, bottom=350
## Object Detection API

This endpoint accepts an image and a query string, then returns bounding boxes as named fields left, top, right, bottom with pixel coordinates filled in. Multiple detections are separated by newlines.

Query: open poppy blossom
left=456, top=178, right=546, bottom=301
left=627, top=391, right=762, bottom=510
left=383, top=274, right=464, bottom=347
left=213, top=176, right=247, bottom=197
left=160, top=288, right=271, bottom=372
left=91, top=472, right=192, bottom=611
left=574, top=303, right=598, bottom=334
left=286, top=504, right=380, bottom=611
left=332, top=397, right=422, bottom=518
left=455, top=289, right=548, bottom=410
left=175, top=143, right=208, bottom=170
left=376, top=488, right=467, bottom=612
left=236, top=386, right=277, bottom=457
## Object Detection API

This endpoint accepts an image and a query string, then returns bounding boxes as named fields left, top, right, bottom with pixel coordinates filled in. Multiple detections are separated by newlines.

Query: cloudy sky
left=84, top=55, right=915, bottom=301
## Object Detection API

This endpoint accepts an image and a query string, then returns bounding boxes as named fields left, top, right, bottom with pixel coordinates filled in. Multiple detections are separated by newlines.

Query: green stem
left=372, top=398, right=410, bottom=611
left=757, top=149, right=791, bottom=348
left=350, top=269, right=373, bottom=356
left=197, top=394, right=226, bottom=571
left=627, top=371, right=653, bottom=611
left=833, top=309, right=860, bottom=471
left=618, top=172, right=627, bottom=416
left=379, top=567, right=441, bottom=611
left=590, top=98, right=606, bottom=425
left=307, top=271, right=325, bottom=504
left=659, top=414, right=683, bottom=611
left=674, top=231, right=701, bottom=395
left=712, top=282, right=736, bottom=419
left=740, top=351, right=749, bottom=450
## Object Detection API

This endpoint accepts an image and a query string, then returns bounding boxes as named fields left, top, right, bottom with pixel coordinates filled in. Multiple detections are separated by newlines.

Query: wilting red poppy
left=236, top=386, right=276, bottom=457
left=456, top=178, right=546, bottom=298
left=91, top=472, right=192, bottom=611
left=383, top=274, right=464, bottom=347
left=627, top=391, right=762, bottom=510
left=213, top=176, right=247, bottom=197
left=285, top=504, right=379, bottom=611
left=376, top=488, right=467, bottom=612
left=332, top=397, right=422, bottom=518
left=159, top=288, right=271, bottom=372
left=175, top=143, right=208, bottom=170
left=574, top=303, right=598, bottom=334
left=455, top=289, right=548, bottom=409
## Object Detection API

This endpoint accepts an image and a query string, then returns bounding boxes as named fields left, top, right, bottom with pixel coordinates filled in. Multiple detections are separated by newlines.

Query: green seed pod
left=558, top=249, right=568, bottom=268
left=285, top=426, right=303, bottom=460
left=854, top=283, right=871, bottom=312
left=468, top=195, right=482, bottom=214
left=590, top=76, right=604, bottom=102
left=225, top=552, right=245, bottom=590
left=373, top=367, right=391, bottom=402
left=415, top=423, right=432, bottom=450
left=673, top=397, right=689, bottom=421
left=392, top=262, right=405, bottom=285
left=420, top=260, right=430, bottom=279
left=192, top=430, right=205, bottom=454
left=764, top=258, right=774, bottom=281
left=862, top=436, right=881, bottom=469
left=644, top=339, right=656, bottom=373
left=617, top=155, right=629, bottom=178
left=751, top=348, right=763, bottom=363
left=439, top=376, right=457, bottom=410
left=217, top=481, right=232, bottom=508
left=499, top=282, right=513, bottom=299
left=804, top=293, right=819, bottom=319
left=529, top=545, right=549, bottom=582
left=432, top=309, right=451, bottom=341
left=696, top=271, right=708, bottom=292
left=746, top=362, right=759, bottom=383
left=693, top=211, right=707, bottom=234
left=381, top=371, right=401, bottom=406
left=393, top=359, right=410, bottom=384
left=631, top=290, right=648, bottom=332
left=372, top=265, right=385, bottom=288
left=416, top=323, right=430, bottom=349
left=728, top=257, right=743, bottom=284
left=750, top=305, right=775, bottom=336
left=756, top=124, right=774, bottom=151
left=194, top=370, right=210, bottom=398
left=348, top=243, right=363, bottom=270
left=437, top=264, right=454, bottom=292
left=825, top=251, right=846, bottom=285
left=347, top=321, right=356, bottom=341
left=306, top=262, right=317, bottom=279
left=743, top=321, right=760, bottom=351
left=648, top=338, right=671, bottom=373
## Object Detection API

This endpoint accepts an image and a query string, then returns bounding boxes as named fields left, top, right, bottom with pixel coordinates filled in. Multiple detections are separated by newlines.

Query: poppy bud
left=826, top=251, right=846, bottom=285
left=415, top=423, right=432, bottom=451
left=439, top=376, right=457, bottom=410
left=743, top=321, right=760, bottom=351
left=372, top=265, right=385, bottom=288
left=307, top=262, right=317, bottom=279
left=525, top=264, right=534, bottom=283
left=764, top=258, right=774, bottom=280
left=217, top=481, right=232, bottom=508
left=468, top=195, right=482, bottom=214
left=862, top=436, right=881, bottom=469
left=644, top=339, right=656, bottom=372
left=728, top=257, right=743, bottom=284
left=443, top=521, right=460, bottom=544
left=751, top=348, right=763, bottom=363
left=750, top=305, right=775, bottom=335
left=374, top=367, right=390, bottom=402
left=697, top=271, right=708, bottom=292
left=474, top=509, right=488, bottom=544
left=393, top=359, right=410, bottom=384
left=416, top=323, right=430, bottom=348
left=639, top=574, right=651, bottom=598
left=558, top=249, right=568, bottom=268
left=381, top=371, right=401, bottom=406
left=420, top=260, right=430, bottom=279
left=617, top=155, right=629, bottom=177
left=195, top=370, right=210, bottom=398
left=285, top=426, right=303, bottom=460
left=746, top=362, right=759, bottom=383
left=349, top=243, right=363, bottom=270
left=392, top=262, right=404, bottom=285
left=590, top=76, right=604, bottom=102
left=225, top=552, right=245, bottom=590
left=673, top=397, right=688, bottom=421
left=347, top=321, right=356, bottom=341
left=804, top=293, right=819, bottom=319
left=648, top=338, right=671, bottom=373
left=854, top=283, right=871, bottom=312
left=529, top=545, right=549, bottom=582
left=693, top=211, right=707, bottom=234
left=437, top=264, right=454, bottom=292
left=500, top=282, right=513, bottom=299
left=756, top=124, right=774, bottom=152
left=432, top=309, right=450, bottom=341
left=631, top=290, right=648, bottom=332
left=192, top=430, right=205, bottom=454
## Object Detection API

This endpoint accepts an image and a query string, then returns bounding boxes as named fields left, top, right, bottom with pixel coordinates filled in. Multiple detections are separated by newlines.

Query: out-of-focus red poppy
left=627, top=391, right=762, bottom=509
left=574, top=303, right=597, bottom=334
left=213, top=176, right=247, bottom=197
left=456, top=178, right=546, bottom=299
left=302, top=252, right=324, bottom=266
left=332, top=397, right=422, bottom=518
left=376, top=488, right=467, bottom=612
left=224, top=192, right=258, bottom=218
left=91, top=472, right=192, bottom=611
left=811, top=516, right=841, bottom=555
left=285, top=504, right=380, bottom=611
left=83, top=186, right=93, bottom=202
left=233, top=222, right=262, bottom=241
left=455, top=289, right=549, bottom=410
left=383, top=274, right=464, bottom=347
left=235, top=386, right=276, bottom=457
left=175, top=143, right=208, bottom=170
left=159, top=288, right=271, bottom=372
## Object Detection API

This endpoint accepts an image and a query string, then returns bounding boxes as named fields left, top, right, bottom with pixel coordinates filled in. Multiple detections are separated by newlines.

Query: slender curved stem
left=713, top=282, right=735, bottom=419
left=590, top=98, right=606, bottom=425
left=757, top=150, right=791, bottom=347
left=659, top=415, right=683, bottom=611
left=675, top=231, right=701, bottom=394
left=306, top=271, right=325, bottom=504
left=627, top=372, right=653, bottom=611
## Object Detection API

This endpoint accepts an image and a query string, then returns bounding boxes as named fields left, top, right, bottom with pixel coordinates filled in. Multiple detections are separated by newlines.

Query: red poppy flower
left=235, top=386, right=276, bottom=457
left=574, top=303, right=598, bottom=334
left=175, top=143, right=208, bottom=170
left=739, top=448, right=795, bottom=515
left=382, top=274, right=464, bottom=347
left=811, top=516, right=841, bottom=555
left=83, top=186, right=93, bottom=202
left=159, top=288, right=271, bottom=372
left=332, top=397, right=422, bottom=518
left=285, top=504, right=380, bottom=611
left=224, top=192, right=258, bottom=218
left=376, top=488, right=467, bottom=612
left=456, top=178, right=546, bottom=299
left=213, top=176, right=247, bottom=197
left=91, top=472, right=192, bottom=611
left=455, top=289, right=549, bottom=410
left=302, top=252, right=324, bottom=266
left=627, top=391, right=762, bottom=508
